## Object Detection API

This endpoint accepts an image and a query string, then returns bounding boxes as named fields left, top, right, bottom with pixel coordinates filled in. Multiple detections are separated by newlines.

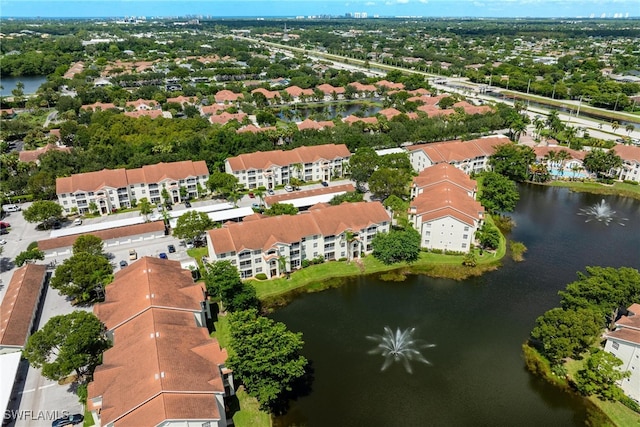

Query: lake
left=0, top=75, right=48, bottom=97
left=271, top=184, right=640, bottom=426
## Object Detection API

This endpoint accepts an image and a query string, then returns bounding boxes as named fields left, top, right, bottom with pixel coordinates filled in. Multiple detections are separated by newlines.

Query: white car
left=73, top=218, right=83, bottom=226
left=0, top=239, right=6, bottom=245
left=284, top=185, right=293, bottom=192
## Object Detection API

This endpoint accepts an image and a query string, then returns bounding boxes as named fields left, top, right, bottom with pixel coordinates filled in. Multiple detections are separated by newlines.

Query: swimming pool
left=549, top=167, right=589, bottom=179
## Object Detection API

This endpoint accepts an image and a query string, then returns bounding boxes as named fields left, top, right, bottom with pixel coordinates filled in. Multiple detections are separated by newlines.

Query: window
left=464, top=226, right=469, bottom=231
left=463, top=234, right=468, bottom=240
left=255, top=267, right=263, bottom=273
left=313, top=243, right=318, bottom=248
left=88, top=192, right=94, bottom=196
left=462, top=243, right=467, bottom=249
left=612, top=342, right=619, bottom=350
left=254, top=258, right=261, bottom=264
left=142, top=190, right=146, bottom=194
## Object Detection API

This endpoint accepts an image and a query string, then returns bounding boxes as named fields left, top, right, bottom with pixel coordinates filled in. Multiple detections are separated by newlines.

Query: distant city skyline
left=0, top=0, right=638, bottom=19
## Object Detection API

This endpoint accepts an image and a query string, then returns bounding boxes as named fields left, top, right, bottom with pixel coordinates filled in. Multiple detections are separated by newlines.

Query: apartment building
left=604, top=303, right=640, bottom=402
left=56, top=160, right=209, bottom=214
left=408, top=163, right=484, bottom=252
left=406, top=135, right=509, bottom=174
left=206, top=202, right=391, bottom=279
left=88, top=258, right=233, bottom=427
left=225, top=144, right=351, bottom=189
left=614, top=145, right=640, bottom=184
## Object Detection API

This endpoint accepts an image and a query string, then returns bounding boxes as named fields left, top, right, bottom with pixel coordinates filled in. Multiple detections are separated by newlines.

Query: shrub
left=462, top=252, right=477, bottom=267
left=27, top=241, right=39, bottom=251
left=510, top=241, right=527, bottom=262
left=255, top=273, right=268, bottom=280
left=301, top=259, right=311, bottom=268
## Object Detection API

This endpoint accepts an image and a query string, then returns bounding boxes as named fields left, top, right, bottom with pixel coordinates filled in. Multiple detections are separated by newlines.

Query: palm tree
left=556, top=150, right=571, bottom=174
left=563, top=126, right=577, bottom=146
left=291, top=163, right=303, bottom=180
left=227, top=189, right=241, bottom=208
left=533, top=117, right=544, bottom=139
left=626, top=124, right=635, bottom=136
left=529, top=163, right=549, bottom=183
left=611, top=121, right=620, bottom=133
left=253, top=188, right=266, bottom=207
left=570, top=164, right=584, bottom=181
left=544, top=150, right=558, bottom=170
left=342, top=230, right=359, bottom=262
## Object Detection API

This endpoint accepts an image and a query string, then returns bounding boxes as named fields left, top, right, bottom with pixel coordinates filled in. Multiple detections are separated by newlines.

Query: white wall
left=605, top=338, right=640, bottom=402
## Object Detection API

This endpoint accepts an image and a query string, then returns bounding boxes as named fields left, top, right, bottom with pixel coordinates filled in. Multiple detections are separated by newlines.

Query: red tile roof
left=251, top=87, right=280, bottom=99
left=411, top=182, right=484, bottom=226
left=200, top=104, right=225, bottom=115
left=407, top=136, right=508, bottom=164
left=227, top=144, right=350, bottom=171
left=343, top=115, right=378, bottom=125
left=533, top=146, right=586, bottom=161
left=236, top=124, right=277, bottom=134
left=167, top=95, right=196, bottom=105
left=81, top=102, right=117, bottom=111
left=125, top=99, right=157, bottom=109
left=375, top=80, right=405, bottom=90
left=0, top=264, right=47, bottom=348
left=124, top=109, right=163, bottom=119
left=412, top=163, right=476, bottom=193
left=56, top=160, right=208, bottom=194
left=89, top=258, right=227, bottom=426
left=214, top=90, right=242, bottom=103
left=209, top=111, right=247, bottom=125
left=316, top=84, right=345, bottom=95
left=19, top=144, right=71, bottom=163
left=349, top=82, right=377, bottom=92
left=614, top=145, right=640, bottom=163
left=296, top=119, right=335, bottom=131
left=208, top=201, right=390, bottom=254
left=285, top=86, right=314, bottom=97
left=378, top=108, right=403, bottom=120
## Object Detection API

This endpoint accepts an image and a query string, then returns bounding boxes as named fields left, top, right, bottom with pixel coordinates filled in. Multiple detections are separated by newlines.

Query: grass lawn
left=212, top=314, right=271, bottom=427
left=546, top=180, right=640, bottom=200
left=187, top=247, right=209, bottom=268
left=565, top=356, right=640, bottom=426
left=83, top=406, right=95, bottom=427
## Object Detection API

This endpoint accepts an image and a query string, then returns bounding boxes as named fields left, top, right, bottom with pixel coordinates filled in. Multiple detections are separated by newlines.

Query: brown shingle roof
left=0, top=264, right=47, bottom=348
left=208, top=201, right=390, bottom=254
left=38, top=222, right=165, bottom=251
left=227, top=144, right=350, bottom=172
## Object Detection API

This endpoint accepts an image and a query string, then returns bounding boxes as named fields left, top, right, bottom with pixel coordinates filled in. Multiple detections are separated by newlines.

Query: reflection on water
left=271, top=185, right=640, bottom=426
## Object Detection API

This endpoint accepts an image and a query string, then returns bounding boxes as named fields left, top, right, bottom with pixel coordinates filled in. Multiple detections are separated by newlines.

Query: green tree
left=478, top=172, right=520, bottom=214
left=372, top=228, right=421, bottom=265
left=264, top=203, right=298, bottom=216
left=227, top=309, right=308, bottom=413
left=530, top=307, right=603, bottom=364
left=22, top=200, right=63, bottom=225
left=583, top=149, right=623, bottom=179
left=207, top=172, right=239, bottom=197
left=22, top=311, right=111, bottom=381
left=329, top=191, right=364, bottom=205
left=349, top=147, right=379, bottom=191
left=173, top=211, right=214, bottom=242
left=475, top=223, right=501, bottom=250
left=369, top=167, right=411, bottom=201
left=161, top=187, right=171, bottom=205
left=15, top=248, right=45, bottom=267
left=204, top=260, right=259, bottom=312
left=559, top=266, right=640, bottom=319
left=50, top=253, right=113, bottom=304
left=575, top=349, right=630, bottom=400
left=27, top=171, right=57, bottom=200
left=72, top=234, right=104, bottom=257
left=489, top=143, right=536, bottom=182
left=138, top=197, right=153, bottom=220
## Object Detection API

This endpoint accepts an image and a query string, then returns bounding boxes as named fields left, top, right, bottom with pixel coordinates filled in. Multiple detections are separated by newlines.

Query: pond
left=271, top=184, right=640, bottom=426
left=0, top=75, right=48, bottom=97
left=277, top=102, right=381, bottom=122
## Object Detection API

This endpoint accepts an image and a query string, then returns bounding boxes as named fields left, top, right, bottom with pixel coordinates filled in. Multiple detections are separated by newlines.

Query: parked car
left=51, top=413, right=84, bottom=427
left=119, top=260, right=128, bottom=268
left=284, top=185, right=293, bottom=192
left=267, top=189, right=275, bottom=195
left=184, top=200, right=192, bottom=208
left=0, top=239, right=7, bottom=245
left=2, top=204, right=20, bottom=213
left=159, top=252, right=168, bottom=259
left=251, top=203, right=261, bottom=209
left=129, top=249, right=138, bottom=260
left=248, top=192, right=255, bottom=198
left=0, top=221, right=10, bottom=229
left=73, top=218, right=82, bottom=226
left=165, top=204, right=173, bottom=211
left=167, top=244, right=176, bottom=253
left=321, top=181, right=329, bottom=187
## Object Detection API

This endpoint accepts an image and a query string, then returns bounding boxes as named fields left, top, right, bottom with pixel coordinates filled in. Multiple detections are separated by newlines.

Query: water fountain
left=366, top=326, right=435, bottom=373
left=578, top=199, right=628, bottom=226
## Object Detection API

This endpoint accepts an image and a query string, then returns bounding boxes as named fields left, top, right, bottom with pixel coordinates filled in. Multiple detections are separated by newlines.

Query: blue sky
left=0, top=0, right=638, bottom=18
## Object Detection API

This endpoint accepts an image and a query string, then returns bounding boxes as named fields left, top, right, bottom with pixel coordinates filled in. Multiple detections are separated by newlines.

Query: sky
left=0, top=0, right=638, bottom=19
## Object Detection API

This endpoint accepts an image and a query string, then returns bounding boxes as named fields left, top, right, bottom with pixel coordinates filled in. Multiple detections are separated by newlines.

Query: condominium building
left=604, top=303, right=640, bottom=402
left=225, top=144, right=351, bottom=190
left=406, top=135, right=509, bottom=174
left=206, top=202, right=391, bottom=279
left=56, top=160, right=209, bottom=214
left=408, top=163, right=484, bottom=252
left=88, top=258, right=233, bottom=427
